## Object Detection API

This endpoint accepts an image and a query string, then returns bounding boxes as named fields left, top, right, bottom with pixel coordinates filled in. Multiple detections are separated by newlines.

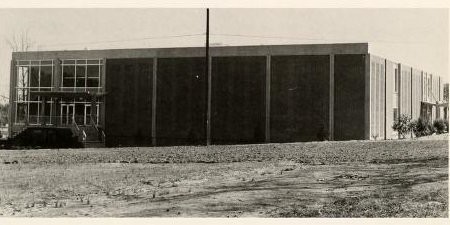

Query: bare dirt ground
left=0, top=136, right=448, bottom=217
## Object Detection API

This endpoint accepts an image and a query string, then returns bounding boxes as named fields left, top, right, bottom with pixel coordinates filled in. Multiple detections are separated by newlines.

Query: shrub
left=445, top=119, right=449, bottom=132
left=392, top=114, right=412, bottom=139
left=411, top=118, right=434, bottom=137
left=433, top=119, right=447, bottom=134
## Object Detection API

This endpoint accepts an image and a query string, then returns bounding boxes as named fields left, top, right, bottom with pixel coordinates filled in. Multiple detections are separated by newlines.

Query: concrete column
left=52, top=98, right=58, bottom=126
left=100, top=58, right=106, bottom=128
left=151, top=58, right=157, bottom=146
left=364, top=54, right=371, bottom=140
left=206, top=56, right=212, bottom=145
left=9, top=60, right=17, bottom=137
left=53, top=59, right=61, bottom=91
left=398, top=65, right=402, bottom=115
left=384, top=59, right=387, bottom=140
left=265, top=55, right=271, bottom=143
left=329, top=54, right=335, bottom=141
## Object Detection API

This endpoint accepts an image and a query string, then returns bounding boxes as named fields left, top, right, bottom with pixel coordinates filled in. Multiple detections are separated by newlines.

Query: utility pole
left=205, top=8, right=211, bottom=146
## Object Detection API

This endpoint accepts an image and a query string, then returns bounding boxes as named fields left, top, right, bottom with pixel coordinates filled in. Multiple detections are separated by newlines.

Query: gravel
left=0, top=139, right=447, bottom=165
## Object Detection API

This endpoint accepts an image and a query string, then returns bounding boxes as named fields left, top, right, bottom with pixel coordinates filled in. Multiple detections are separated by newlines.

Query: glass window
left=62, top=65, right=75, bottom=87
left=29, top=93, right=39, bottom=102
left=15, top=59, right=54, bottom=125
left=17, top=67, right=29, bottom=88
left=86, top=79, right=99, bottom=88
left=17, top=89, right=28, bottom=102
left=29, top=102, right=39, bottom=124
left=87, top=65, right=100, bottom=88
left=62, top=59, right=102, bottom=90
left=76, top=65, right=86, bottom=88
left=44, top=102, right=51, bottom=117
left=87, top=65, right=99, bottom=78
left=16, top=103, right=27, bottom=123
left=30, top=66, right=39, bottom=87
left=40, top=66, right=52, bottom=87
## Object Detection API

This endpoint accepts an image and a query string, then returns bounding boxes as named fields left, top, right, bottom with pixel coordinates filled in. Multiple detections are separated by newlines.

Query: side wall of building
left=399, top=64, right=412, bottom=118
left=411, top=68, right=422, bottom=120
left=102, top=53, right=367, bottom=146
left=270, top=55, right=330, bottom=143
left=368, top=54, right=443, bottom=140
left=369, top=55, right=386, bottom=140
left=432, top=74, right=440, bottom=121
left=156, top=57, right=207, bottom=146
left=105, top=58, right=153, bottom=147
left=334, top=54, right=367, bottom=141
left=212, top=56, right=266, bottom=144
left=385, top=60, right=397, bottom=139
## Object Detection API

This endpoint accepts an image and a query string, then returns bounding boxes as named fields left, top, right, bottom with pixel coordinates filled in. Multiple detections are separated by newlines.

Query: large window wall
left=15, top=60, right=54, bottom=125
left=61, top=59, right=103, bottom=126
left=15, top=59, right=103, bottom=126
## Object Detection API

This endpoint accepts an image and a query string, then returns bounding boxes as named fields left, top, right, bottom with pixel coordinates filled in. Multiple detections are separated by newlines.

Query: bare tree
left=5, top=29, right=35, bottom=52
left=6, top=29, right=35, bottom=124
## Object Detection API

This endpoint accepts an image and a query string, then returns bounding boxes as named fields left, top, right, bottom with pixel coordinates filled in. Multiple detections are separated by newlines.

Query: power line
left=38, top=33, right=205, bottom=48
left=19, top=32, right=432, bottom=50
left=210, top=33, right=432, bottom=45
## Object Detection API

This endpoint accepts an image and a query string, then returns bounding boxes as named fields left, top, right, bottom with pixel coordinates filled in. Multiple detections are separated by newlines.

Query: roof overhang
left=30, top=91, right=106, bottom=99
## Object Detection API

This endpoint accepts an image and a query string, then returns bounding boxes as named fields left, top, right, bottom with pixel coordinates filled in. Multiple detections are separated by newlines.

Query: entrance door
left=85, top=104, right=99, bottom=125
left=61, top=104, right=75, bottom=125
left=74, top=104, right=85, bottom=125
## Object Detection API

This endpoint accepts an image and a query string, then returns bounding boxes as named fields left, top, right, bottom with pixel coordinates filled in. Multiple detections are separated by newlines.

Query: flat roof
left=12, top=43, right=369, bottom=60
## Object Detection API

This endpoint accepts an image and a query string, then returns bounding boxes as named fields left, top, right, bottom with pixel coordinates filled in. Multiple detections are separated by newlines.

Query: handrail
left=89, top=115, right=105, bottom=142
left=101, top=130, right=106, bottom=143
left=71, top=120, right=85, bottom=143
left=82, top=130, right=87, bottom=142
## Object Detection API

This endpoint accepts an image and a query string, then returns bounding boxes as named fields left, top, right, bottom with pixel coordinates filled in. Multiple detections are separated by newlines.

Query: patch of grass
left=0, top=140, right=447, bottom=217
left=272, top=188, right=448, bottom=217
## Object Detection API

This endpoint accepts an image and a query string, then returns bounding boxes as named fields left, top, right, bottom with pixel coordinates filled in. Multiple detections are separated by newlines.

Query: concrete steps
left=83, top=141, right=105, bottom=148
left=80, top=125, right=105, bottom=148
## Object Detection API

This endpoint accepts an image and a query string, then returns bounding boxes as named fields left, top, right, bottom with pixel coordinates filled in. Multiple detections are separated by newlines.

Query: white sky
left=0, top=8, right=448, bottom=102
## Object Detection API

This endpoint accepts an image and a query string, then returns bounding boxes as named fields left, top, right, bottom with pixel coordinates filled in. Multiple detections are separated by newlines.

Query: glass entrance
left=85, top=104, right=99, bottom=125
left=75, top=103, right=85, bottom=125
left=61, top=104, right=75, bottom=125
left=61, top=103, right=99, bottom=126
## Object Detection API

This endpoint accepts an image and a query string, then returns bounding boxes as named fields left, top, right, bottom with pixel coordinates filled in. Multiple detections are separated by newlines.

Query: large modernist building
left=8, top=43, right=447, bottom=147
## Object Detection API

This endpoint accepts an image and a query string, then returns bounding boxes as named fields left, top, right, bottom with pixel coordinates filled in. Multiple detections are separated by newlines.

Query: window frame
left=15, top=60, right=54, bottom=125
left=61, top=59, right=103, bottom=92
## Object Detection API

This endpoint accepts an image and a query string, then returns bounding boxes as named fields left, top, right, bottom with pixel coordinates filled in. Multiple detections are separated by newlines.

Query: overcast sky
left=0, top=8, right=448, bottom=101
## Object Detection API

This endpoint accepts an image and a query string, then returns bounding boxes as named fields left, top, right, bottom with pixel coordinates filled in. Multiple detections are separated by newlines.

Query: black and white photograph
left=0, top=1, right=448, bottom=222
